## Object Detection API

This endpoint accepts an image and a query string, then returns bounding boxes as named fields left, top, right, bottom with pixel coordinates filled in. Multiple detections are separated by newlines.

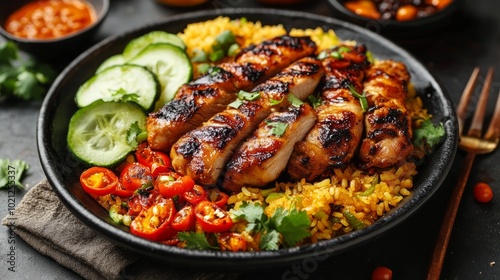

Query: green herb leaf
left=288, top=94, right=303, bottom=107
left=266, top=121, right=288, bottom=137
left=277, top=208, right=311, bottom=247
left=347, top=84, right=369, bottom=112
left=413, top=119, right=445, bottom=147
left=238, top=90, right=260, bottom=101
left=178, top=232, right=218, bottom=250
left=308, top=95, right=322, bottom=108
left=260, top=230, right=280, bottom=250
left=0, top=41, right=56, bottom=101
left=126, top=121, right=146, bottom=148
left=230, top=201, right=267, bottom=233
left=0, top=158, right=30, bottom=189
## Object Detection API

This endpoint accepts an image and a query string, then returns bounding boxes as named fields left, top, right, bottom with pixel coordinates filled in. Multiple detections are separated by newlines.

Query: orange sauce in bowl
left=4, top=0, right=96, bottom=40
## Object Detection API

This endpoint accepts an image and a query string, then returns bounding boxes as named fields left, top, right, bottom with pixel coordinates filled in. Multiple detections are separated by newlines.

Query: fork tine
left=484, top=89, right=500, bottom=142
left=457, top=67, right=480, bottom=135
left=468, top=67, right=494, bottom=138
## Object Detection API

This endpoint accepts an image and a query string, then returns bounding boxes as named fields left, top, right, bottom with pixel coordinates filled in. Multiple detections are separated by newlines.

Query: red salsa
left=4, top=0, right=96, bottom=40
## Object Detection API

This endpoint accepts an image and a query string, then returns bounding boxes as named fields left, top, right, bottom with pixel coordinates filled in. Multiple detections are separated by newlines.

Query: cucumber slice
left=128, top=43, right=192, bottom=110
left=67, top=101, right=147, bottom=167
left=75, top=64, right=160, bottom=111
left=95, top=54, right=126, bottom=73
left=123, top=31, right=186, bottom=60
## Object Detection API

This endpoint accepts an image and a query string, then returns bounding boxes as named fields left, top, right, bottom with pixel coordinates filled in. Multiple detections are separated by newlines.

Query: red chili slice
left=171, top=205, right=196, bottom=231
left=194, top=201, right=233, bottom=233
left=130, top=197, right=177, bottom=241
left=80, top=167, right=118, bottom=196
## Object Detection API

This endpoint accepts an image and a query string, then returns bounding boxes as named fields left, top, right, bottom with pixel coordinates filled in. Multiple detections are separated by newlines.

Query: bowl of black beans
left=328, top=0, right=461, bottom=38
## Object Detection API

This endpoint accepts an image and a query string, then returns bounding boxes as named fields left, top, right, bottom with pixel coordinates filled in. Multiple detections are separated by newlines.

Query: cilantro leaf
left=288, top=94, right=303, bottom=107
left=230, top=201, right=267, bottom=232
left=0, top=159, right=30, bottom=189
left=277, top=208, right=311, bottom=247
left=265, top=121, right=288, bottom=137
left=178, top=232, right=218, bottom=250
left=260, top=230, right=280, bottom=250
left=126, top=121, right=146, bottom=148
left=0, top=41, right=56, bottom=101
left=308, top=95, right=322, bottom=108
left=237, top=90, right=260, bottom=101
left=413, top=119, right=445, bottom=147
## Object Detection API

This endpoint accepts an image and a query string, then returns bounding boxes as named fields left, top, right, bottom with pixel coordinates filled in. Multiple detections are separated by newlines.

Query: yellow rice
left=180, top=17, right=429, bottom=246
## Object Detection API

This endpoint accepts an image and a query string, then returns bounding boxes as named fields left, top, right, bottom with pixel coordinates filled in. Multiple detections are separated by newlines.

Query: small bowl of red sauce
left=0, top=0, right=109, bottom=60
left=328, top=0, right=461, bottom=39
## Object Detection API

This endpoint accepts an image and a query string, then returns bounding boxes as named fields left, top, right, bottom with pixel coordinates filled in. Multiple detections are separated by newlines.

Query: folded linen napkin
left=2, top=179, right=239, bottom=280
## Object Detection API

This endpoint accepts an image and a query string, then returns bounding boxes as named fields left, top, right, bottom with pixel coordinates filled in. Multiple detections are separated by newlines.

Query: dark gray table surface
left=1, top=0, right=499, bottom=279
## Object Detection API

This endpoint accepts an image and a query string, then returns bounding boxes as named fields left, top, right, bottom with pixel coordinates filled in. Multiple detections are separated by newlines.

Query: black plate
left=37, top=8, right=457, bottom=270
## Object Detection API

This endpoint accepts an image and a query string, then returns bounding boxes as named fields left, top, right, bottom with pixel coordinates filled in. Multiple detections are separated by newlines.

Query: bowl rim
left=37, top=7, right=458, bottom=269
left=328, top=0, right=460, bottom=29
left=0, top=0, right=110, bottom=44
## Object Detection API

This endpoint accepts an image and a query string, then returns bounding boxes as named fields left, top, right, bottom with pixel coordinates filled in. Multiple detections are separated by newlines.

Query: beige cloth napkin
left=2, top=179, right=239, bottom=280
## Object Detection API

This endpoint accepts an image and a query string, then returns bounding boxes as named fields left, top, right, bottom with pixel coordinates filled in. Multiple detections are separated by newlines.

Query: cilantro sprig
left=230, top=201, right=311, bottom=250
left=228, top=90, right=261, bottom=109
left=413, top=118, right=445, bottom=148
left=0, top=41, right=56, bottom=101
left=0, top=158, right=30, bottom=189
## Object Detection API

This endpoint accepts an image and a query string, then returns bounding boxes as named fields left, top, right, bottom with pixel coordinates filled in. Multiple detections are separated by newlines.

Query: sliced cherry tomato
left=161, top=235, right=180, bottom=246
left=182, top=184, right=207, bottom=205
left=120, top=162, right=153, bottom=192
left=80, top=167, right=118, bottom=196
left=208, top=188, right=229, bottom=208
left=171, top=205, right=196, bottom=231
left=136, top=143, right=172, bottom=177
left=473, top=182, right=494, bottom=203
left=372, top=266, right=392, bottom=280
left=218, top=232, right=247, bottom=252
left=130, top=197, right=177, bottom=241
left=156, top=174, right=195, bottom=198
left=194, top=201, right=233, bottom=233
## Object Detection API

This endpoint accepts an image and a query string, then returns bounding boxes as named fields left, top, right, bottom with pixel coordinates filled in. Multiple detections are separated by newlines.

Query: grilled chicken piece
left=358, top=60, right=413, bottom=169
left=171, top=57, right=323, bottom=186
left=287, top=45, right=370, bottom=181
left=223, top=103, right=317, bottom=193
left=147, top=35, right=317, bottom=151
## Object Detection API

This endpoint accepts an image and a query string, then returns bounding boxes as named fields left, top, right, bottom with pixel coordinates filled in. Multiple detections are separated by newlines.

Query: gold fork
left=426, top=67, right=500, bottom=280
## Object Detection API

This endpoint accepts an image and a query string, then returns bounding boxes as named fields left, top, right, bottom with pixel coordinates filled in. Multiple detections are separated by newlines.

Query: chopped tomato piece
left=156, top=174, right=195, bottom=198
left=171, top=205, right=196, bottom=231
left=208, top=188, right=229, bottom=208
left=182, top=184, right=207, bottom=205
left=136, top=143, right=172, bottom=177
left=80, top=167, right=118, bottom=196
left=113, top=183, right=134, bottom=197
left=130, top=197, right=177, bottom=241
left=218, top=232, right=247, bottom=252
left=120, top=162, right=153, bottom=192
left=194, top=201, right=233, bottom=233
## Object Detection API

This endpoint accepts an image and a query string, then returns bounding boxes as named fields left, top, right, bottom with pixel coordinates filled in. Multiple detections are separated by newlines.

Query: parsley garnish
left=413, top=119, right=445, bottom=148
left=230, top=201, right=311, bottom=249
left=0, top=41, right=56, bottom=101
left=347, top=84, right=369, bottom=112
left=0, top=159, right=30, bottom=189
